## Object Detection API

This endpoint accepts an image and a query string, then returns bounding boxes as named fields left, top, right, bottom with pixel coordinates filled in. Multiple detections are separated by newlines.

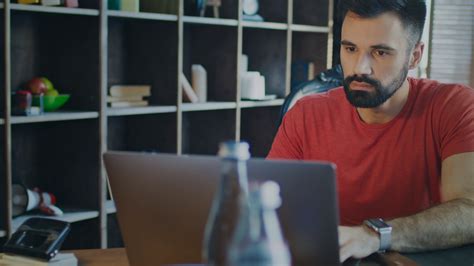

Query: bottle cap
left=218, top=141, right=251, bottom=160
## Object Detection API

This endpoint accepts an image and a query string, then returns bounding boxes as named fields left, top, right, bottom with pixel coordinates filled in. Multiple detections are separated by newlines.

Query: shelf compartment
left=107, top=105, right=177, bottom=117
left=240, top=99, right=284, bottom=109
left=107, top=10, right=177, bottom=21
left=11, top=12, right=100, bottom=111
left=12, top=209, right=99, bottom=232
left=241, top=106, right=281, bottom=157
left=292, top=32, right=329, bottom=90
left=293, top=0, right=329, bottom=26
left=182, top=102, right=236, bottom=112
left=11, top=111, right=98, bottom=124
left=10, top=3, right=99, bottom=16
left=242, top=21, right=287, bottom=30
left=108, top=113, right=177, bottom=154
left=183, top=24, right=238, bottom=102
left=182, top=109, right=236, bottom=155
left=105, top=200, right=116, bottom=214
left=243, top=28, right=287, bottom=98
left=291, top=24, right=330, bottom=33
left=184, top=0, right=238, bottom=20
left=183, top=16, right=238, bottom=27
left=256, top=0, right=288, bottom=23
left=12, top=120, right=101, bottom=210
left=108, top=18, right=178, bottom=106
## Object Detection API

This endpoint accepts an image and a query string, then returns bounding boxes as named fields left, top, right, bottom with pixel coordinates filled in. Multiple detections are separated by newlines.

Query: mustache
left=344, top=75, right=381, bottom=88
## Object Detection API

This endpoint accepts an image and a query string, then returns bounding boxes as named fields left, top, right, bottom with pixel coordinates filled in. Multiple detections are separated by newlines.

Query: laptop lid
left=104, top=151, right=340, bottom=266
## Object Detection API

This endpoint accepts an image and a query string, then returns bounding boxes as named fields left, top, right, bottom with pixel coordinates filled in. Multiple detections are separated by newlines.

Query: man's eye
left=345, top=46, right=356, bottom=53
left=375, top=50, right=388, bottom=56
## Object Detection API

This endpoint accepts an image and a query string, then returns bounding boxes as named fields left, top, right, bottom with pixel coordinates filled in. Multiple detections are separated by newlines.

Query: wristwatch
left=364, top=218, right=392, bottom=252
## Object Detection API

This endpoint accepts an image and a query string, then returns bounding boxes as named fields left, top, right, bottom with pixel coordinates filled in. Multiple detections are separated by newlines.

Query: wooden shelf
left=242, top=21, right=288, bottom=30
left=291, top=24, right=330, bottom=33
left=11, top=111, right=99, bottom=124
left=10, top=3, right=99, bottom=16
left=105, top=200, right=117, bottom=214
left=240, top=99, right=285, bottom=108
left=182, top=102, right=237, bottom=112
left=183, top=16, right=238, bottom=27
left=12, top=209, right=99, bottom=232
left=107, top=105, right=177, bottom=117
left=107, top=10, right=178, bottom=22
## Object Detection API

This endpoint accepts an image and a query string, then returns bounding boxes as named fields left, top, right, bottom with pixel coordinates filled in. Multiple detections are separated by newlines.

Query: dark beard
left=343, top=65, right=409, bottom=108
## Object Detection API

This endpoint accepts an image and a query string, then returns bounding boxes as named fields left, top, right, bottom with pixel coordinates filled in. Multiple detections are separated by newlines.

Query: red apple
left=27, top=77, right=47, bottom=95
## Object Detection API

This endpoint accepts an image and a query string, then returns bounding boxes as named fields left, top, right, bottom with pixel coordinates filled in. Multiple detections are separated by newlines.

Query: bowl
left=32, top=94, right=70, bottom=112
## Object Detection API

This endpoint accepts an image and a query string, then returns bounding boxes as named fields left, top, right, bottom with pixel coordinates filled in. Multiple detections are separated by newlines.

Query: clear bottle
left=203, top=141, right=251, bottom=266
left=227, top=181, right=292, bottom=266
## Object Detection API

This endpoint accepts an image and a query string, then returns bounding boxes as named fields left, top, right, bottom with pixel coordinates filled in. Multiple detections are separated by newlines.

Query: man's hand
left=338, top=225, right=380, bottom=262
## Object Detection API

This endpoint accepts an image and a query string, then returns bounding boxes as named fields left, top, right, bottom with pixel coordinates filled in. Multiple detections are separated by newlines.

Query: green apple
left=45, top=89, right=59, bottom=96
left=41, top=77, right=55, bottom=92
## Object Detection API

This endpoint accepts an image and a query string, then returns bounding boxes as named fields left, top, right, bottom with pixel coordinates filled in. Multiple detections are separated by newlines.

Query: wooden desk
left=72, top=248, right=419, bottom=266
left=73, top=248, right=129, bottom=266
left=68, top=244, right=474, bottom=266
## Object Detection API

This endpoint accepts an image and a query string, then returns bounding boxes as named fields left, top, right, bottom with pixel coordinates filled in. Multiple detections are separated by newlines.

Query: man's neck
left=356, top=79, right=410, bottom=124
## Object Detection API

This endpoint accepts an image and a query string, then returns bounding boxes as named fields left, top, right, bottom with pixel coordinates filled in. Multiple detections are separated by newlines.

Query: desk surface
left=72, top=248, right=420, bottom=266
left=72, top=245, right=474, bottom=266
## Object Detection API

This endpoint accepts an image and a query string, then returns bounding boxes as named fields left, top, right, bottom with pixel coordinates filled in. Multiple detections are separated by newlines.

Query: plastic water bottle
left=203, top=141, right=251, bottom=266
left=227, top=181, right=292, bottom=266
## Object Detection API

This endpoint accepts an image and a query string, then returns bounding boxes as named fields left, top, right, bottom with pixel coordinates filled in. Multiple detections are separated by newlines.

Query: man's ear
left=409, top=42, right=425, bottom=70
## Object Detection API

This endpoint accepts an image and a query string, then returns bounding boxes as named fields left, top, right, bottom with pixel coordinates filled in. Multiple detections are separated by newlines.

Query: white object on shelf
left=241, top=54, right=248, bottom=73
left=121, top=0, right=139, bottom=12
left=192, top=64, right=208, bottom=103
left=181, top=73, right=199, bottom=103
left=0, top=230, right=6, bottom=238
left=241, top=71, right=265, bottom=100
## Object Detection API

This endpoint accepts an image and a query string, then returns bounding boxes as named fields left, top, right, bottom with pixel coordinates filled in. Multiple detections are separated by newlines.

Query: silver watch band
left=364, top=218, right=392, bottom=252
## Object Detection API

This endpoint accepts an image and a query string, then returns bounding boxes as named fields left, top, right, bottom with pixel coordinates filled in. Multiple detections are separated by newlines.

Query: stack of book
left=108, top=85, right=151, bottom=108
left=18, top=0, right=79, bottom=7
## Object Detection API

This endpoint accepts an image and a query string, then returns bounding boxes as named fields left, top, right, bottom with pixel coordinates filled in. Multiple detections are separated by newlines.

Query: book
left=41, top=0, right=62, bottom=6
left=291, top=61, right=315, bottom=90
left=140, top=0, right=178, bottom=14
left=106, top=95, right=144, bottom=103
left=18, top=0, right=41, bottom=4
left=121, top=0, right=139, bottom=12
left=108, top=0, right=120, bottom=10
left=109, top=85, right=151, bottom=97
left=0, top=253, right=78, bottom=266
left=180, top=73, right=198, bottom=103
left=64, top=0, right=78, bottom=8
left=109, top=100, right=149, bottom=108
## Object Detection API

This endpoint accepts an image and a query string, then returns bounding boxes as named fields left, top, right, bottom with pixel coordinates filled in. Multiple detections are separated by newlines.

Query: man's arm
left=339, top=152, right=474, bottom=262
left=390, top=152, right=474, bottom=252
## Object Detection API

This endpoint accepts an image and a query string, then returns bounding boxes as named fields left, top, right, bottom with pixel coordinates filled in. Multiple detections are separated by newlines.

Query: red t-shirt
left=267, top=78, right=474, bottom=225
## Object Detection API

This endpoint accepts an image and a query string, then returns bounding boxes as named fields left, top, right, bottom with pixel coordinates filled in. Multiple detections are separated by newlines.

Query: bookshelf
left=1, top=0, right=335, bottom=248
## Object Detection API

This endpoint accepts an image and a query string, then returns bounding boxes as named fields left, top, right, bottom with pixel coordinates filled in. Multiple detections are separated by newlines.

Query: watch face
left=243, top=0, right=259, bottom=16
left=368, top=218, right=390, bottom=228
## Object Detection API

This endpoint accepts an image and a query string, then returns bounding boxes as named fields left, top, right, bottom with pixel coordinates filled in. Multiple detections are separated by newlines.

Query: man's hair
left=339, top=0, right=427, bottom=47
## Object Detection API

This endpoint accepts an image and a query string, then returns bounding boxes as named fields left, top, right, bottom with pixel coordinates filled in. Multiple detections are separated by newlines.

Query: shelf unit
left=1, top=0, right=334, bottom=248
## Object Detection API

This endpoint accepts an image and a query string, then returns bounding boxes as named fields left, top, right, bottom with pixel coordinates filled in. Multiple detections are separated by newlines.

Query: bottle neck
left=221, top=158, right=249, bottom=194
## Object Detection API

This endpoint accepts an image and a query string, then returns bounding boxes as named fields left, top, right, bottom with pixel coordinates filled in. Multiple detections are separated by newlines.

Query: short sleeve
left=436, top=85, right=474, bottom=160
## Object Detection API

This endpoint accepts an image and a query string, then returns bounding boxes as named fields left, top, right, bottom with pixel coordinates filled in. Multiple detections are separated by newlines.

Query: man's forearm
left=389, top=198, right=474, bottom=252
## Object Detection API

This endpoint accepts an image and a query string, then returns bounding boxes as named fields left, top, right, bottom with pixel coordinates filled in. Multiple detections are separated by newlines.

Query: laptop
left=103, top=151, right=341, bottom=266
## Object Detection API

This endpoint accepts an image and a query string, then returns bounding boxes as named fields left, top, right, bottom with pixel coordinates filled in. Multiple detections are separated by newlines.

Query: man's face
left=340, top=11, right=413, bottom=108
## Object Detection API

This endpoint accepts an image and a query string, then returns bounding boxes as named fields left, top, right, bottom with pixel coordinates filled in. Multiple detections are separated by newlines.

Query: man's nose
left=354, top=54, right=373, bottom=76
